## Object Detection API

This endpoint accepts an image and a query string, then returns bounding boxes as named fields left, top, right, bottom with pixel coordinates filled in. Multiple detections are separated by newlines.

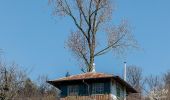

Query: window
left=116, top=86, right=121, bottom=97
left=68, top=85, right=79, bottom=96
left=116, top=83, right=123, bottom=98
left=92, top=83, right=104, bottom=94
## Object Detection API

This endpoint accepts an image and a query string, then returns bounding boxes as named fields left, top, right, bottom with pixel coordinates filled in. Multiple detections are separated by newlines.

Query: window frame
left=116, top=83, right=124, bottom=98
left=116, top=85, right=121, bottom=97
left=92, top=83, right=105, bottom=94
left=67, top=85, right=79, bottom=96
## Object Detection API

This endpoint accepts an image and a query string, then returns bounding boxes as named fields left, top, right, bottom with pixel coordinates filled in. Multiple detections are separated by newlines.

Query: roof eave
left=47, top=76, right=113, bottom=84
left=113, top=76, right=138, bottom=93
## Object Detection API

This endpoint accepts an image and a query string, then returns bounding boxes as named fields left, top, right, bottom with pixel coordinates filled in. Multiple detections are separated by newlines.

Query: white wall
left=110, top=80, right=117, bottom=99
left=110, top=80, right=127, bottom=100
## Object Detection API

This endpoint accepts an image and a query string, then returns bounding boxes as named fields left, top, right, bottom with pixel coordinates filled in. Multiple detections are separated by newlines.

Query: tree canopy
left=49, top=0, right=137, bottom=72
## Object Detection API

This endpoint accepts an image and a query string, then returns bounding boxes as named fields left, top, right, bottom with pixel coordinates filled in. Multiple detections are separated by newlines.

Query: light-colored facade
left=110, top=80, right=127, bottom=100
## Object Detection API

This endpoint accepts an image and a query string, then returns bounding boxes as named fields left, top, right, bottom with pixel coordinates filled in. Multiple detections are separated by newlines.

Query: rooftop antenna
left=124, top=62, right=127, bottom=81
left=65, top=70, right=70, bottom=77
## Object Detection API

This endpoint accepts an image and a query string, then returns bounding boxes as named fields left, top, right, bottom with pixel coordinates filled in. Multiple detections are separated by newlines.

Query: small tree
left=37, top=75, right=59, bottom=100
left=146, top=75, right=166, bottom=100
left=146, top=75, right=163, bottom=92
left=49, top=0, right=137, bottom=72
left=163, top=70, right=170, bottom=99
left=126, top=65, right=144, bottom=92
left=0, top=61, right=27, bottom=100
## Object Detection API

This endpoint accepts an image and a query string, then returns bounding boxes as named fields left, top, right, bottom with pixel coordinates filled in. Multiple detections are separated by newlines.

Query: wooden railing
left=60, top=94, right=112, bottom=100
left=126, top=93, right=142, bottom=100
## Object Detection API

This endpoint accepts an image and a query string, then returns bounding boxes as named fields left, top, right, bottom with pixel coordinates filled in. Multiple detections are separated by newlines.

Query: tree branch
left=89, top=2, right=106, bottom=18
left=87, top=0, right=92, bottom=45
left=94, top=32, right=126, bottom=57
left=76, top=0, right=89, bottom=26
left=68, top=13, right=89, bottom=40
left=63, top=0, right=88, bottom=41
left=79, top=51, right=90, bottom=67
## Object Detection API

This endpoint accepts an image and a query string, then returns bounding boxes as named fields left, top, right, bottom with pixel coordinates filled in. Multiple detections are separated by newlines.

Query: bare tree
left=146, top=75, right=163, bottom=92
left=146, top=75, right=166, bottom=100
left=126, top=65, right=144, bottom=92
left=49, top=0, right=137, bottom=72
left=36, top=75, right=60, bottom=100
left=0, top=59, right=59, bottom=100
left=163, top=70, right=170, bottom=99
left=164, top=70, right=170, bottom=85
left=0, top=61, right=27, bottom=100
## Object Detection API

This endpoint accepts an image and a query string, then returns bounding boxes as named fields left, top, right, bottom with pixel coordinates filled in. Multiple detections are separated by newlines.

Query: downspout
left=82, top=80, right=90, bottom=97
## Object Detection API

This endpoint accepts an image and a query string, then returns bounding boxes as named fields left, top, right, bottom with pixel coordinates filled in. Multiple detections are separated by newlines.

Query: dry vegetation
left=126, top=65, right=170, bottom=100
left=0, top=60, right=59, bottom=100
left=1, top=60, right=169, bottom=100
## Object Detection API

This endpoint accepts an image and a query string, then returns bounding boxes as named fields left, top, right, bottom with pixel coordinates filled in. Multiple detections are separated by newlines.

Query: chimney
left=92, top=63, right=96, bottom=72
left=65, top=70, right=70, bottom=77
left=124, top=62, right=127, bottom=81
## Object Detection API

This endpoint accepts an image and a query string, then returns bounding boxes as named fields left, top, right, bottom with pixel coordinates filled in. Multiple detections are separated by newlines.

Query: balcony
left=60, top=94, right=112, bottom=100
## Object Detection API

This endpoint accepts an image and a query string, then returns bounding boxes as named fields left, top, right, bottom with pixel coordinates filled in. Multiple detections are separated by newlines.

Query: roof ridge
left=55, top=72, right=113, bottom=81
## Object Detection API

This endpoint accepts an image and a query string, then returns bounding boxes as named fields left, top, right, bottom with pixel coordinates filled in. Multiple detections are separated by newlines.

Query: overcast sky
left=0, top=0, right=170, bottom=80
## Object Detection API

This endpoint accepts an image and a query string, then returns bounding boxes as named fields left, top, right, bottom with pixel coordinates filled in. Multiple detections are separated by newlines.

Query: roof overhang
left=112, top=76, right=138, bottom=93
left=47, top=75, right=138, bottom=93
left=47, top=76, right=112, bottom=87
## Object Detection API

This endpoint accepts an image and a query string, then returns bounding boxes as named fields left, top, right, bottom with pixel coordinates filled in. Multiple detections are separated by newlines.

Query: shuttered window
left=116, top=86, right=121, bottom=97
left=79, top=84, right=88, bottom=96
left=92, top=83, right=104, bottom=94
left=60, top=85, right=67, bottom=97
left=104, top=82, right=111, bottom=94
left=68, top=85, right=79, bottom=96
left=116, top=83, right=123, bottom=98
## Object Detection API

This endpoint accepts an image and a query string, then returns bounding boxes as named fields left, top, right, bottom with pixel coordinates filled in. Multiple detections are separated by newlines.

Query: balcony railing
left=60, top=94, right=112, bottom=100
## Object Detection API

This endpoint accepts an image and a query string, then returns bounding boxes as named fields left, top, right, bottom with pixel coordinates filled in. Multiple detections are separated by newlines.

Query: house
left=47, top=70, right=138, bottom=100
